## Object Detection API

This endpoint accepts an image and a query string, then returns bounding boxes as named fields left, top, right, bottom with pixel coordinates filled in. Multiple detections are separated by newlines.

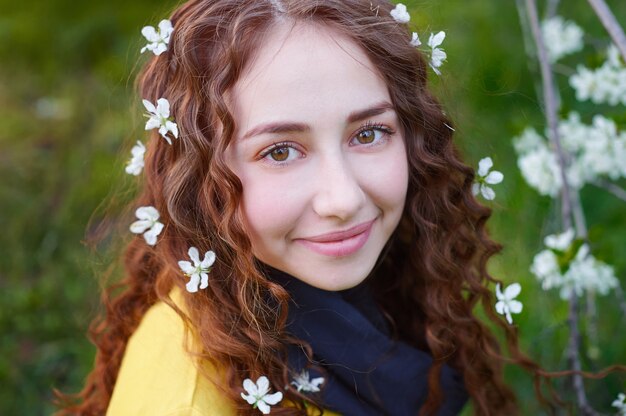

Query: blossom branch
left=586, top=0, right=626, bottom=63
left=592, top=179, right=626, bottom=202
left=523, top=0, right=596, bottom=413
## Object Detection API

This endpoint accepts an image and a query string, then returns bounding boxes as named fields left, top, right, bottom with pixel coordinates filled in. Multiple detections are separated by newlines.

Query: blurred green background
left=1, top=0, right=624, bottom=414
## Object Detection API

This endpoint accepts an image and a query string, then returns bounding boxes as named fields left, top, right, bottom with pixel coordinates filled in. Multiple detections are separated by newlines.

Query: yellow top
left=106, top=292, right=340, bottom=415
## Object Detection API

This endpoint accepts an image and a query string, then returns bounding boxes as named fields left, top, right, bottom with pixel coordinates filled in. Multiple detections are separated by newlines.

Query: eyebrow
left=240, top=101, right=395, bottom=140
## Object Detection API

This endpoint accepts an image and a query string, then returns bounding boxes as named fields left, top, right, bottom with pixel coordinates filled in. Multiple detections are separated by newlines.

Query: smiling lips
left=295, top=219, right=376, bottom=257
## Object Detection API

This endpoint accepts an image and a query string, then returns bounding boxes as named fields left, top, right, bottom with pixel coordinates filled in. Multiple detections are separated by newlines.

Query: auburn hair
left=57, top=0, right=564, bottom=414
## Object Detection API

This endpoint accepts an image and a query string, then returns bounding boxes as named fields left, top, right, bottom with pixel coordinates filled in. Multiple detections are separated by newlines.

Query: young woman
left=58, top=0, right=554, bottom=414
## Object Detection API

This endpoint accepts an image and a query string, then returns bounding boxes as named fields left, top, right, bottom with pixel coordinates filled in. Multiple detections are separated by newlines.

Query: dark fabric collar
left=267, top=267, right=468, bottom=416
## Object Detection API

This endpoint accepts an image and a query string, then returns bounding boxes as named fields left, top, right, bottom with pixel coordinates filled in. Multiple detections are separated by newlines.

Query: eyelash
left=258, top=121, right=396, bottom=167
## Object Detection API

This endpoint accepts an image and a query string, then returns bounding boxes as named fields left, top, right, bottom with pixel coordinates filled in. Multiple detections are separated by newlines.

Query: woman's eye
left=259, top=142, right=303, bottom=165
left=352, top=124, right=394, bottom=146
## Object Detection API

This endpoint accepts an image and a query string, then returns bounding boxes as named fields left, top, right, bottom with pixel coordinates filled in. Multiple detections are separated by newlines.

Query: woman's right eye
left=259, top=142, right=304, bottom=166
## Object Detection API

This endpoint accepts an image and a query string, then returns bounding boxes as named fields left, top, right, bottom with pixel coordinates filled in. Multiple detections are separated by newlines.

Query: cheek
left=238, top=170, right=309, bottom=242
left=357, top=141, right=409, bottom=213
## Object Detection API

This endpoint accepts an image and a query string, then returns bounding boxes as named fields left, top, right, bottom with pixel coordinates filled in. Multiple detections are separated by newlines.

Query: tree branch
left=592, top=178, right=626, bottom=202
left=523, top=1, right=597, bottom=413
left=586, top=0, right=626, bottom=63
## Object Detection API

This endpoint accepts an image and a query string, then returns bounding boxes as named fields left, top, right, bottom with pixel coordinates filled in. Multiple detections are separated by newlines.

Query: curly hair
left=56, top=0, right=563, bottom=415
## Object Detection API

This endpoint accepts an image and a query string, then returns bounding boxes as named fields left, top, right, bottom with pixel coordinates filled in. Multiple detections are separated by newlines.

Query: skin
left=225, top=21, right=409, bottom=291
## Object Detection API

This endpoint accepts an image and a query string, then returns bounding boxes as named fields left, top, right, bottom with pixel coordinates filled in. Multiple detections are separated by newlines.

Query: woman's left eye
left=351, top=123, right=394, bottom=146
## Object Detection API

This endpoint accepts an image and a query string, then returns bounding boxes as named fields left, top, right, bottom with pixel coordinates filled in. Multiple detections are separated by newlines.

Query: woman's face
left=225, top=22, right=408, bottom=291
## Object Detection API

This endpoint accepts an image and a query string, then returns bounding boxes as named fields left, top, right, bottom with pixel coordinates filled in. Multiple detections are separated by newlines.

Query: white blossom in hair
left=130, top=206, right=164, bottom=246
left=241, top=376, right=283, bottom=414
left=427, top=31, right=447, bottom=75
left=290, top=370, right=324, bottom=393
left=125, top=141, right=146, bottom=176
left=143, top=98, right=179, bottom=144
left=410, top=32, right=421, bottom=47
left=495, top=282, right=523, bottom=324
left=390, top=3, right=410, bottom=24
left=178, top=247, right=216, bottom=293
left=472, top=157, right=504, bottom=200
left=140, top=19, right=174, bottom=56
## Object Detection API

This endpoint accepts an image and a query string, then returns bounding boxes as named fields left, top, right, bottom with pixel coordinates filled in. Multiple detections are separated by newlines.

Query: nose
left=311, top=153, right=366, bottom=221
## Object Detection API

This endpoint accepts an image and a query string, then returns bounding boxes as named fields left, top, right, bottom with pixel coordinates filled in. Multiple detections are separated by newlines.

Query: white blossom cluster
left=541, top=16, right=584, bottom=62
left=513, top=113, right=626, bottom=196
left=530, top=229, right=618, bottom=300
left=570, top=45, right=626, bottom=106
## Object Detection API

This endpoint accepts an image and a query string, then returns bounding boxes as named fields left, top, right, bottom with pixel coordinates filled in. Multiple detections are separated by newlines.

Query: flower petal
left=504, top=282, right=521, bottom=299
left=188, top=247, right=200, bottom=265
left=243, top=378, right=257, bottom=395
left=472, top=182, right=480, bottom=196
left=158, top=19, right=173, bottom=36
left=178, top=261, right=195, bottom=275
left=142, top=99, right=157, bottom=114
left=165, top=120, right=179, bottom=138
left=410, top=32, right=421, bottom=47
left=256, top=376, right=270, bottom=396
left=481, top=185, right=496, bottom=200
left=477, top=157, right=493, bottom=177
left=263, top=391, right=283, bottom=405
left=141, top=26, right=158, bottom=42
left=508, top=300, right=523, bottom=314
left=428, top=31, right=446, bottom=49
left=495, top=300, right=505, bottom=315
left=485, top=170, right=504, bottom=185
left=199, top=272, right=209, bottom=290
left=201, top=250, right=216, bottom=269
left=145, top=116, right=161, bottom=131
left=185, top=273, right=200, bottom=293
left=136, top=206, right=159, bottom=221
left=156, top=98, right=170, bottom=118
left=241, top=392, right=256, bottom=405
left=257, top=401, right=271, bottom=414
left=130, top=220, right=150, bottom=234
left=153, top=43, right=168, bottom=56
left=495, top=283, right=503, bottom=299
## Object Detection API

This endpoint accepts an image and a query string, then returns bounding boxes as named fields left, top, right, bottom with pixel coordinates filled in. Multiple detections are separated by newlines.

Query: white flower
left=410, top=32, right=421, bottom=47
left=544, top=228, right=575, bottom=251
left=472, top=157, right=503, bottom=200
left=390, top=3, right=410, bottom=24
left=241, top=376, right=283, bottom=414
left=495, top=283, right=523, bottom=324
left=125, top=141, right=146, bottom=176
left=427, top=31, right=447, bottom=75
left=129, top=206, right=164, bottom=246
left=290, top=370, right=325, bottom=393
left=531, top=234, right=619, bottom=300
left=178, top=247, right=216, bottom=293
left=541, top=16, right=584, bottom=62
left=517, top=145, right=563, bottom=197
left=569, top=45, right=626, bottom=106
left=140, top=19, right=174, bottom=56
left=143, top=98, right=179, bottom=144
left=513, top=127, right=545, bottom=154
left=612, top=393, right=626, bottom=415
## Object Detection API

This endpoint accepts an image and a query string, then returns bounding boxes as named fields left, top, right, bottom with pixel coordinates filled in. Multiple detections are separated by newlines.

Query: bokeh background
left=1, top=0, right=625, bottom=414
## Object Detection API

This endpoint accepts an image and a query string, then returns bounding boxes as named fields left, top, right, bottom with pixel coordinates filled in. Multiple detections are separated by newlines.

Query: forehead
left=227, top=21, right=391, bottom=133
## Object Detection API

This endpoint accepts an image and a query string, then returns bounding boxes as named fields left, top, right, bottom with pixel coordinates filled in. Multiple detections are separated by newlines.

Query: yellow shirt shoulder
left=106, top=293, right=339, bottom=416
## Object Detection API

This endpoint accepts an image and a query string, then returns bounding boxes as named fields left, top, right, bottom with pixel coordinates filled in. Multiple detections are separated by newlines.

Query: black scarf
left=268, top=267, right=468, bottom=416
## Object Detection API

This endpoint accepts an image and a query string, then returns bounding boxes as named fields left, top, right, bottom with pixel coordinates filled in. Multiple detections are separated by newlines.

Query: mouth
left=295, top=218, right=376, bottom=257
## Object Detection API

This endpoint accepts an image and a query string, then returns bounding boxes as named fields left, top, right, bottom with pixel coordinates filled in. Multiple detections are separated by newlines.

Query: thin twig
left=524, top=0, right=573, bottom=230
left=545, top=0, right=560, bottom=19
left=592, top=179, right=626, bottom=202
left=524, top=0, right=597, bottom=414
left=586, top=0, right=626, bottom=63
